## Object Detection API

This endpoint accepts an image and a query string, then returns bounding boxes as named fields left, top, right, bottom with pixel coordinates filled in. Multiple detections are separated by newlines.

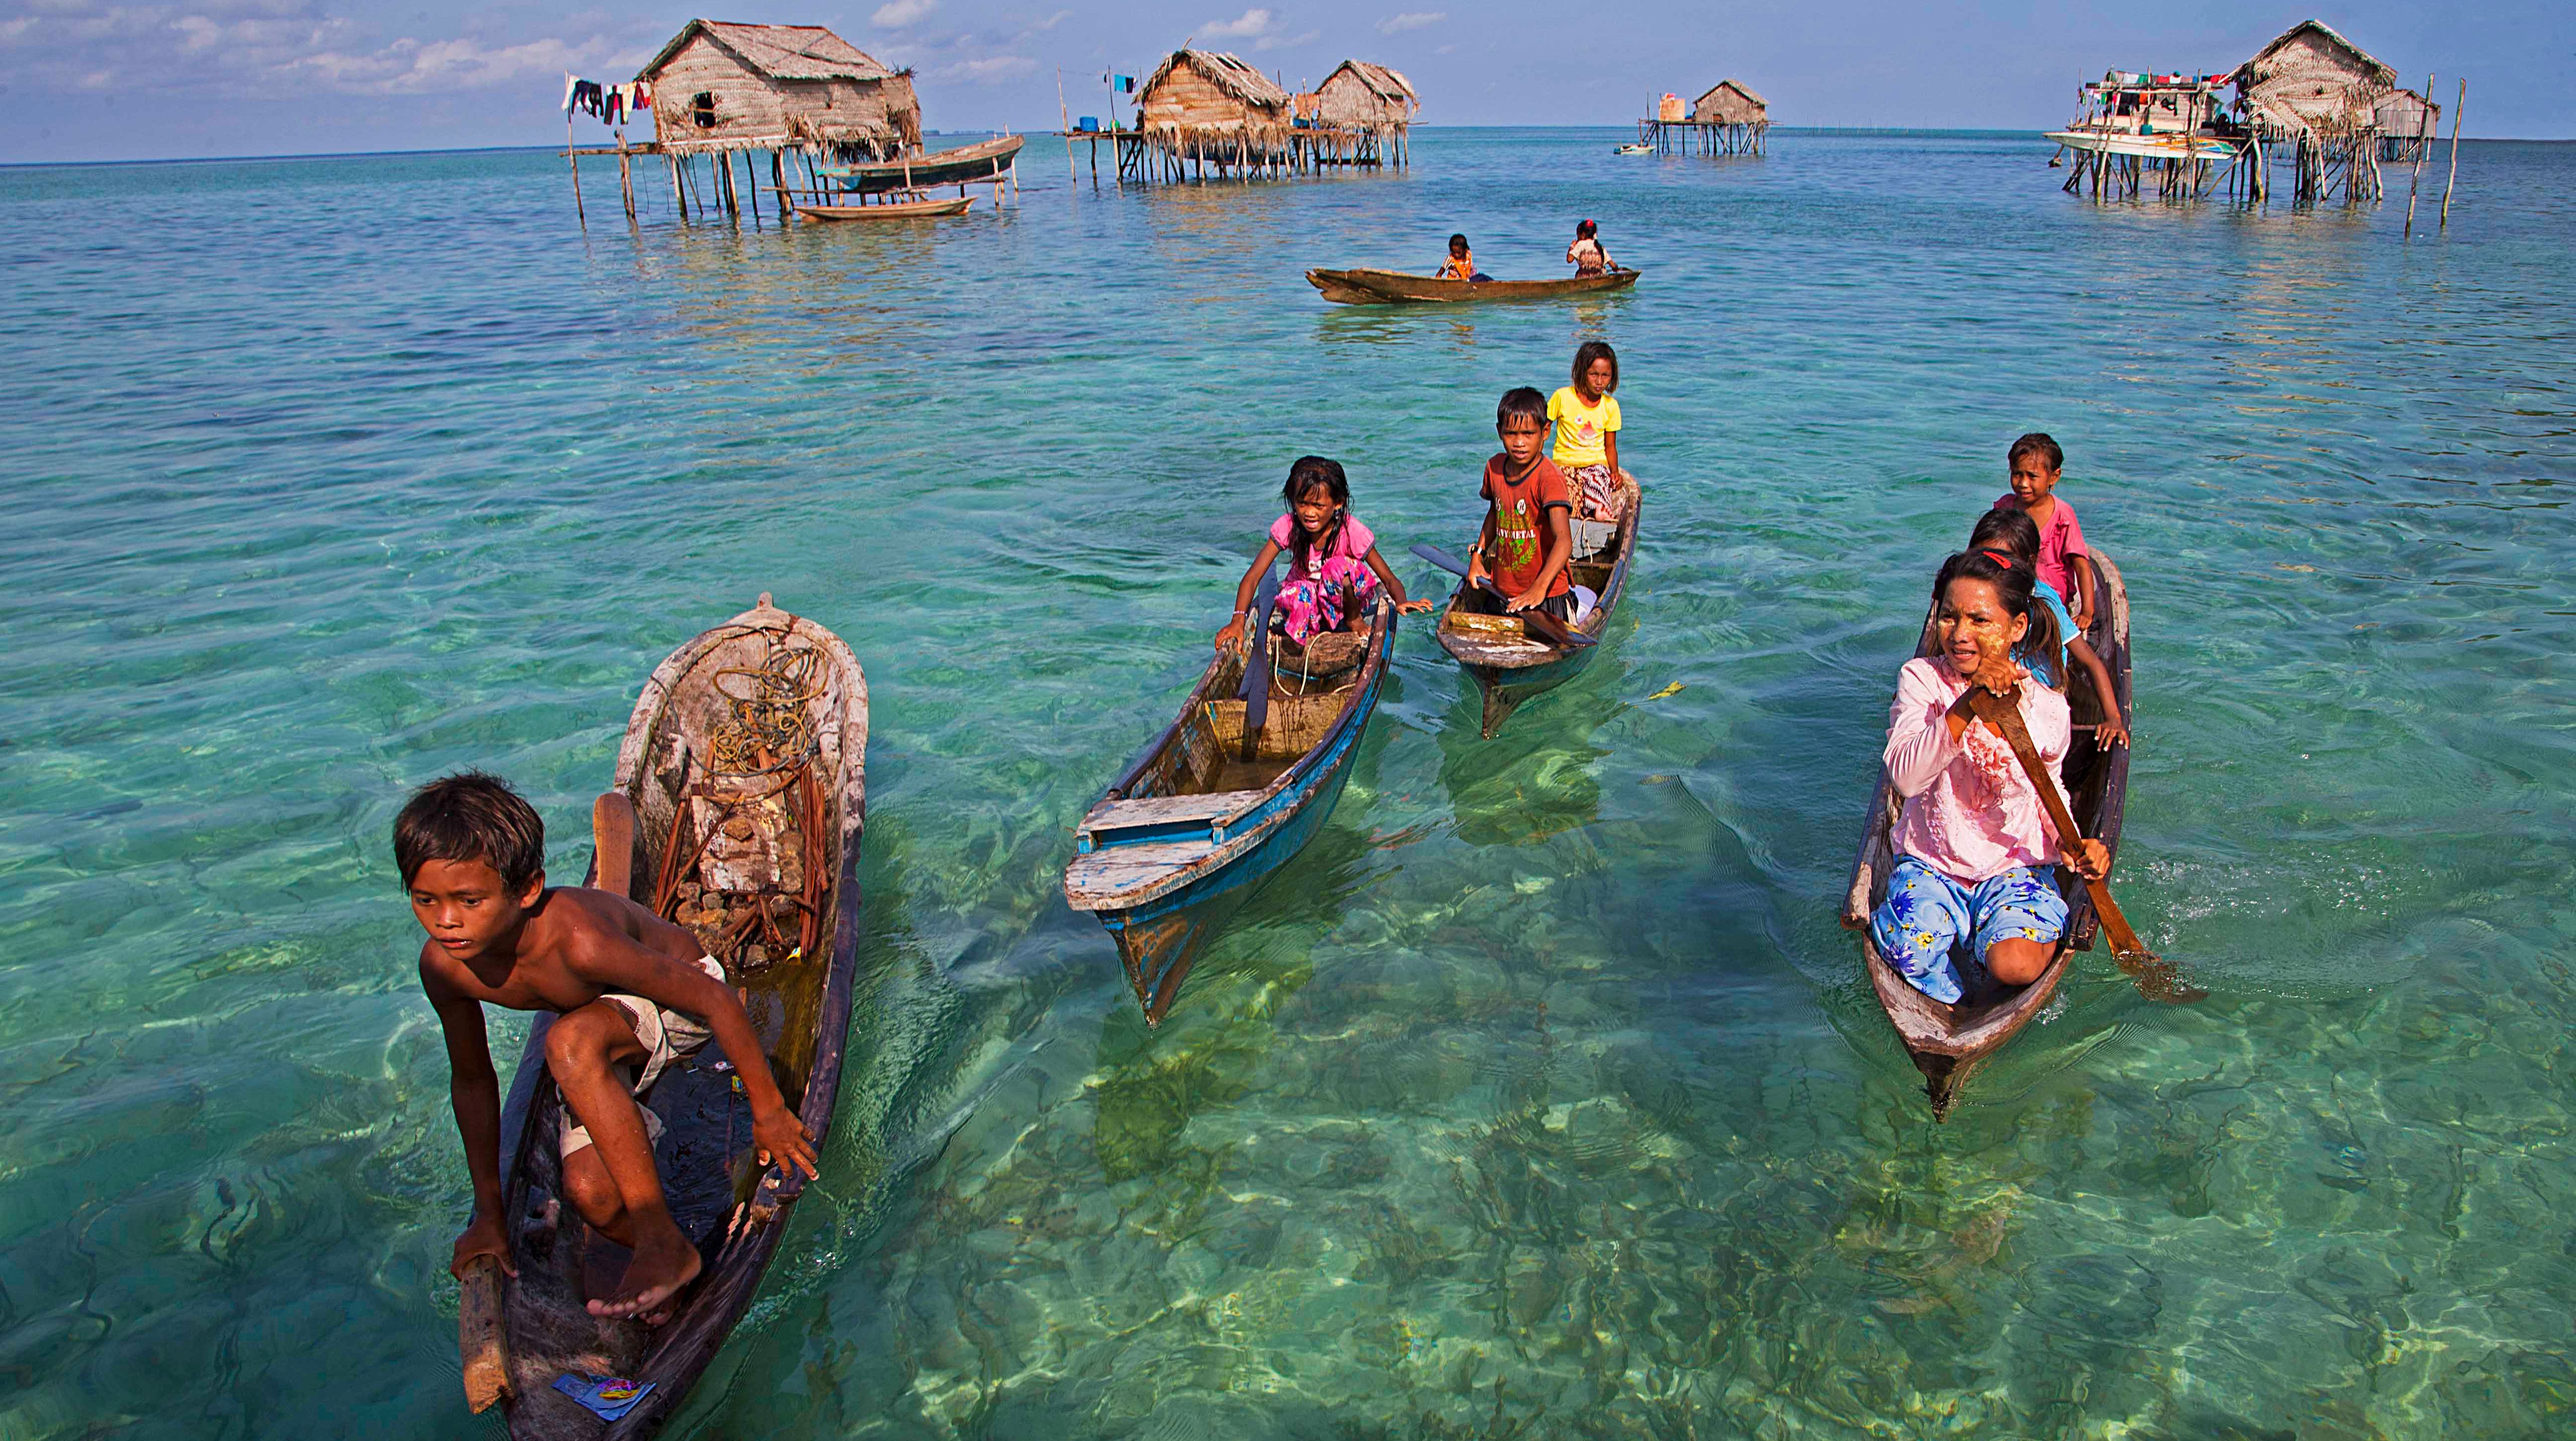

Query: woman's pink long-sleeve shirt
left=1883, top=656, right=2074, bottom=882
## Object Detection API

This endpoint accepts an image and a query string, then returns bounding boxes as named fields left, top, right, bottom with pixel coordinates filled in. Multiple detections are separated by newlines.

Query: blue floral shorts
left=1868, top=857, right=2067, bottom=1004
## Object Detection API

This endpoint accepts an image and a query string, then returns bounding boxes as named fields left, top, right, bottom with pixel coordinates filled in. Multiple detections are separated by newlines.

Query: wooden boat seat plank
left=1079, top=790, right=1265, bottom=833
left=1065, top=836, right=1223, bottom=904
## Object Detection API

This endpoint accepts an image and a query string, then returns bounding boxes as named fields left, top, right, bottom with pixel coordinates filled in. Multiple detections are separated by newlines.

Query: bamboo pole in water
left=2440, top=79, right=2465, bottom=230
left=2405, top=71, right=2432, bottom=238
left=566, top=114, right=585, bottom=227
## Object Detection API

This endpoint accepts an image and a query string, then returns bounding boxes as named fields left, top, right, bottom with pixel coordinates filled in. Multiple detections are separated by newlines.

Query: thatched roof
left=1322, top=60, right=1417, bottom=108
left=1143, top=48, right=1290, bottom=109
left=1693, top=79, right=1765, bottom=109
left=639, top=20, right=900, bottom=83
left=2231, top=18, right=2397, bottom=137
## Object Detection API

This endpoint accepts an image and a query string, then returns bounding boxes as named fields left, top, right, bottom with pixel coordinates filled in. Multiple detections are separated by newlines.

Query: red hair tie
left=1979, top=549, right=2019, bottom=569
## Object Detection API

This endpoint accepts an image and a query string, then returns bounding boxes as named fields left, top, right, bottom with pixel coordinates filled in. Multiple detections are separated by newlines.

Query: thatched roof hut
left=1690, top=80, right=1767, bottom=127
left=2230, top=19, right=2395, bottom=141
left=1314, top=60, right=1418, bottom=130
left=1138, top=48, right=1292, bottom=156
left=2373, top=87, right=2440, bottom=142
left=640, top=19, right=921, bottom=159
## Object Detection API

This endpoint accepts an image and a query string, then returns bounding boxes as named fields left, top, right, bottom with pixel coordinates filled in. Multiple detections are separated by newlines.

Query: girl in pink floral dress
left=1213, top=457, right=1431, bottom=652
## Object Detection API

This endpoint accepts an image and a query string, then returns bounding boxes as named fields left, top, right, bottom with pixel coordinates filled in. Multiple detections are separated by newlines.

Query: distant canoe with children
left=1064, top=592, right=1398, bottom=1027
left=1434, top=470, right=1641, bottom=737
left=1840, top=550, right=2135, bottom=1119
left=1305, top=266, right=1642, bottom=305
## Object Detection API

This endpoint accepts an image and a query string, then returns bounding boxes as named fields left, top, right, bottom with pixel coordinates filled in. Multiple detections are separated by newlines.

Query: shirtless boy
left=398, top=772, right=817, bottom=1323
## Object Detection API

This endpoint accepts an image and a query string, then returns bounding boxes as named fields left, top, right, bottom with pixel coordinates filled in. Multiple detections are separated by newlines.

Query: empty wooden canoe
left=811, top=134, right=1025, bottom=194
left=1840, top=553, right=2134, bottom=1119
left=793, top=194, right=974, bottom=220
left=467, top=595, right=868, bottom=1438
left=1434, top=472, right=1641, bottom=737
left=1065, top=596, right=1395, bottom=1025
left=1305, top=266, right=1642, bottom=305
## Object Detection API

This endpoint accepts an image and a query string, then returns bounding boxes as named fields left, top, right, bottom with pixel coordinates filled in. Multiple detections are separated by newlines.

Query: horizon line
left=2, top=126, right=2556, bottom=170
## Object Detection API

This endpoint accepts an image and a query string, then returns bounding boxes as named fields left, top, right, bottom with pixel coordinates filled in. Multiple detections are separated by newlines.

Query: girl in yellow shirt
left=1547, top=342, right=1624, bottom=521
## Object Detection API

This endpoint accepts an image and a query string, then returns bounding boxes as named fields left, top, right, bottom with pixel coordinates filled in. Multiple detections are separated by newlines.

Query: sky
left=0, top=0, right=2566, bottom=162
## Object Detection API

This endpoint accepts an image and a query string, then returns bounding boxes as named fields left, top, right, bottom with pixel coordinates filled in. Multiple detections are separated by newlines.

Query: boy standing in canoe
left=399, top=773, right=817, bottom=1324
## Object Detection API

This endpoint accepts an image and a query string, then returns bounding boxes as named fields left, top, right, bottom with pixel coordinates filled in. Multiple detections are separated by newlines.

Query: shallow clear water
left=4, top=129, right=2573, bottom=1438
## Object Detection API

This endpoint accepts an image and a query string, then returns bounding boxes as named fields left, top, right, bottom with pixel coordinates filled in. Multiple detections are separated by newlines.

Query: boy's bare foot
left=587, top=1230, right=700, bottom=1323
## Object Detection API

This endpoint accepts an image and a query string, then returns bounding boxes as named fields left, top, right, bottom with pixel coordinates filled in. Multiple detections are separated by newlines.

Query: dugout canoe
left=792, top=194, right=974, bottom=221
left=457, top=595, right=868, bottom=1438
left=1305, top=266, right=1642, bottom=305
left=1840, top=552, right=2133, bottom=1119
left=1434, top=472, right=1641, bottom=738
left=812, top=133, right=1025, bottom=194
left=1064, top=592, right=1395, bottom=1026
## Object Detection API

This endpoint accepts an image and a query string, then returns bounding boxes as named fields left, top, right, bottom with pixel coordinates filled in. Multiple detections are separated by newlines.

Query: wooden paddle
left=591, top=792, right=637, bottom=900
left=459, top=1254, right=512, bottom=1412
left=1964, top=686, right=2204, bottom=1004
left=1409, top=544, right=1598, bottom=648
left=1237, top=568, right=1282, bottom=762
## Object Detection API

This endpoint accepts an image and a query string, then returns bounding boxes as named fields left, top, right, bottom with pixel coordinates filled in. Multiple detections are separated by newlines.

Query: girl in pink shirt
left=1213, top=456, right=1430, bottom=651
left=1869, top=550, right=2109, bottom=1004
left=1994, top=431, right=2096, bottom=632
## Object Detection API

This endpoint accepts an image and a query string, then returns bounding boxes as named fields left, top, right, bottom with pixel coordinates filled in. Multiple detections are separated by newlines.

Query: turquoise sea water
left=4, top=128, right=2573, bottom=1437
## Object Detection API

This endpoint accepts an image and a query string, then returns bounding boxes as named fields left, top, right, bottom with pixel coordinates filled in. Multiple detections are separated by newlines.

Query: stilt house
left=640, top=20, right=921, bottom=161
left=1690, top=80, right=1766, bottom=128
left=1137, top=48, right=1294, bottom=177
left=2373, top=87, right=2441, bottom=160
left=1312, top=60, right=1418, bottom=165
left=2231, top=19, right=2393, bottom=146
left=2229, top=19, right=2399, bottom=200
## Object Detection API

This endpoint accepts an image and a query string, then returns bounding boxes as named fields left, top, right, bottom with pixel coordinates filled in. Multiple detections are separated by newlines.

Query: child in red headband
left=1566, top=219, right=1611, bottom=276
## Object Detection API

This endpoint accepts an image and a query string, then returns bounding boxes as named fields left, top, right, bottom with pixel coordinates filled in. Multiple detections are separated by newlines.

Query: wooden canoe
left=1434, top=472, right=1642, bottom=738
left=793, top=194, right=974, bottom=221
left=1064, top=593, right=1396, bottom=1026
left=812, top=134, right=1025, bottom=194
left=463, top=595, right=869, bottom=1438
left=1840, top=552, right=2133, bottom=1119
left=1305, top=266, right=1643, bottom=305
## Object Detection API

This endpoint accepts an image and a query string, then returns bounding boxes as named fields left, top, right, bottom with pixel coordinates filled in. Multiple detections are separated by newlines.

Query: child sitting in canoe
left=1549, top=341, right=1625, bottom=523
left=1869, top=550, right=2110, bottom=1004
left=401, top=773, right=818, bottom=1324
left=1995, top=432, right=2096, bottom=634
left=1213, top=456, right=1431, bottom=653
left=1565, top=219, right=1612, bottom=275
left=1965, top=508, right=2129, bottom=749
left=1464, top=388, right=1577, bottom=620
left=1436, top=233, right=1487, bottom=283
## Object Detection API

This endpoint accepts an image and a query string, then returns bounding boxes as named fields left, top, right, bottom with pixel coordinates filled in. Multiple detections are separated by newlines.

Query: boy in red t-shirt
left=1465, top=387, right=1576, bottom=621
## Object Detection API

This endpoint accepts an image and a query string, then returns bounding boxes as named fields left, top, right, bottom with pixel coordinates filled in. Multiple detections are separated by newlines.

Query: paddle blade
left=1410, top=543, right=1470, bottom=578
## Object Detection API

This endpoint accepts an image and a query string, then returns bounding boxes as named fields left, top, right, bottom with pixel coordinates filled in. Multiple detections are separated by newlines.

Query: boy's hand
left=1396, top=597, right=1435, bottom=615
left=1505, top=586, right=1545, bottom=614
left=752, top=1103, right=819, bottom=1181
left=2068, top=837, right=2109, bottom=881
left=452, top=1213, right=517, bottom=1280
left=1465, top=556, right=1489, bottom=588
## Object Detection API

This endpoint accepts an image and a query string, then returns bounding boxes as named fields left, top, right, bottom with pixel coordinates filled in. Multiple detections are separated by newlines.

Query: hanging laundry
left=602, top=86, right=625, bottom=125
left=562, top=72, right=580, bottom=114
left=566, top=79, right=604, bottom=119
left=633, top=80, right=653, bottom=110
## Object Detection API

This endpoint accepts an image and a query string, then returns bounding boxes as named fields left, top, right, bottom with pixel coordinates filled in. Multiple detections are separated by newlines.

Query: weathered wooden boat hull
left=1436, top=475, right=1641, bottom=738
left=794, top=195, right=974, bottom=220
left=1066, top=599, right=1395, bottom=1025
left=1842, top=553, right=2132, bottom=1119
left=480, top=597, right=868, bottom=1439
left=1305, top=266, right=1642, bottom=306
left=1097, top=744, right=1365, bottom=1021
left=817, top=134, right=1025, bottom=194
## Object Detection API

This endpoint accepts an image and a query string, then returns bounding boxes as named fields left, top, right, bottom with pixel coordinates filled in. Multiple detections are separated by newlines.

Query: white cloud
left=1376, top=10, right=1442, bottom=33
left=932, top=54, right=1037, bottom=82
left=1029, top=8, right=1074, bottom=29
left=1253, top=27, right=1316, bottom=51
left=871, top=0, right=935, bottom=28
left=1197, top=7, right=1273, bottom=38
